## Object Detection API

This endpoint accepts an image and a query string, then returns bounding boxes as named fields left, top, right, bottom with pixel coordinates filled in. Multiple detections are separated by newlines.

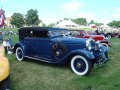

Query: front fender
left=99, top=45, right=108, bottom=52
left=54, top=49, right=95, bottom=64
left=0, top=58, right=10, bottom=82
left=69, top=49, right=95, bottom=59
left=0, top=45, right=5, bottom=57
left=0, top=46, right=10, bottom=82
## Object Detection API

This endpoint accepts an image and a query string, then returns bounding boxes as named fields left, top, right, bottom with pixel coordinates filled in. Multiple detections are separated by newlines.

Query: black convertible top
left=18, top=27, right=67, bottom=40
left=19, top=27, right=66, bottom=31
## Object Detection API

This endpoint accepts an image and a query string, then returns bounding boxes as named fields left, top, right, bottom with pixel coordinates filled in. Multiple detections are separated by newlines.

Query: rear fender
left=13, top=43, right=24, bottom=53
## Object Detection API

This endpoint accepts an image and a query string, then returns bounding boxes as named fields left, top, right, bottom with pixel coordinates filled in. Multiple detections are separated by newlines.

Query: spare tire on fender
left=51, top=43, right=68, bottom=61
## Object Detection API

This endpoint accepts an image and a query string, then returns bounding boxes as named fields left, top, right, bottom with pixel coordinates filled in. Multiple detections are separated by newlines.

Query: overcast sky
left=0, top=0, right=120, bottom=25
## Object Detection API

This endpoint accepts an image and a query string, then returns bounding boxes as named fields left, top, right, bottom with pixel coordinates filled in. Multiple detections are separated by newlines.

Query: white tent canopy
left=100, top=24, right=109, bottom=28
left=55, top=19, right=78, bottom=28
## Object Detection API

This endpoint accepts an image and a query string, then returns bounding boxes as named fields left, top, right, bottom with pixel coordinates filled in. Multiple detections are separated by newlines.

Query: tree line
left=10, top=9, right=41, bottom=28
left=10, top=9, right=120, bottom=28
left=107, top=20, right=120, bottom=28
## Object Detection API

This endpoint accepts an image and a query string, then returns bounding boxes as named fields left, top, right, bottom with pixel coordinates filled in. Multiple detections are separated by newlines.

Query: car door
left=24, top=38, right=35, bottom=56
left=23, top=30, right=35, bottom=57
left=33, top=38, right=52, bottom=59
left=31, top=30, right=53, bottom=61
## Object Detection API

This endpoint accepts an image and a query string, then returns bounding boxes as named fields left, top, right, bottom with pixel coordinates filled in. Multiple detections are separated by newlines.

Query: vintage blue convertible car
left=14, top=27, right=110, bottom=76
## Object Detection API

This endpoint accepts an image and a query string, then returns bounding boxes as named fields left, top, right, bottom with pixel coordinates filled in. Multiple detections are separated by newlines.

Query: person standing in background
left=3, top=38, right=10, bottom=54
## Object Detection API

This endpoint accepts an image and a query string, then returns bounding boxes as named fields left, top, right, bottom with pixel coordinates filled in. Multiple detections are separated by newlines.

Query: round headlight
left=86, top=39, right=92, bottom=50
left=96, top=40, right=102, bottom=48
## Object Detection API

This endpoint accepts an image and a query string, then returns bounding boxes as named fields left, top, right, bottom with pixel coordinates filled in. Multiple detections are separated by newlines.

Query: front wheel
left=71, top=55, right=92, bottom=76
left=16, top=47, right=24, bottom=61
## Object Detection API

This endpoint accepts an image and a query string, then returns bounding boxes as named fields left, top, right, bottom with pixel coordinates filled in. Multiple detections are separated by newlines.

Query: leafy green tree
left=88, top=20, right=103, bottom=26
left=107, top=20, right=120, bottom=28
left=42, top=23, right=46, bottom=27
left=48, top=23, right=55, bottom=27
left=88, top=20, right=95, bottom=25
left=10, top=13, right=24, bottom=28
left=25, top=9, right=39, bottom=26
left=64, top=18, right=71, bottom=20
left=72, top=18, right=87, bottom=25
left=94, top=22, right=103, bottom=26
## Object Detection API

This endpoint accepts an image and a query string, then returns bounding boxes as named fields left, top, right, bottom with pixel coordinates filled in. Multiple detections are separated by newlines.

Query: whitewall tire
left=102, top=43, right=108, bottom=49
left=71, top=55, right=92, bottom=76
left=107, top=35, right=111, bottom=39
left=16, top=47, right=24, bottom=61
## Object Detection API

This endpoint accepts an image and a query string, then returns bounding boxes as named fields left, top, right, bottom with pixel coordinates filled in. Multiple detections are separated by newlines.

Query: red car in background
left=70, top=30, right=111, bottom=48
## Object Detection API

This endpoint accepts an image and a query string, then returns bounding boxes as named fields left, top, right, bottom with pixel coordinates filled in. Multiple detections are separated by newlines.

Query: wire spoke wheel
left=71, top=55, right=92, bottom=76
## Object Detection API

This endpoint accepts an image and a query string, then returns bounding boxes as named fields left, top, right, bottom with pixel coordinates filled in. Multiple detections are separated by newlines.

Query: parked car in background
left=70, top=30, right=111, bottom=48
left=14, top=27, right=110, bottom=76
left=0, top=45, right=10, bottom=90
left=105, top=33, right=113, bottom=39
left=105, top=32, right=119, bottom=39
left=117, top=33, right=120, bottom=38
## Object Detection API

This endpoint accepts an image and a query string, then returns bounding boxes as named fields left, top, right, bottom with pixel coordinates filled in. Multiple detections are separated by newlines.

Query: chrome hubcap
left=77, top=63, right=81, bottom=68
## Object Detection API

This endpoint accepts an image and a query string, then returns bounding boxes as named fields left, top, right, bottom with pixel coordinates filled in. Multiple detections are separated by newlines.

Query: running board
left=24, top=56, right=52, bottom=63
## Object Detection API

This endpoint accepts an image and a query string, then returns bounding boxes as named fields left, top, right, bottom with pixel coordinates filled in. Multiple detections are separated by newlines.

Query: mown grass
left=1, top=28, right=120, bottom=90
left=0, top=28, right=18, bottom=45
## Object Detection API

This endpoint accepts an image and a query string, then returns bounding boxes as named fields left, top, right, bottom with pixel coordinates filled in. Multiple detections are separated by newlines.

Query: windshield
left=49, top=30, right=70, bottom=37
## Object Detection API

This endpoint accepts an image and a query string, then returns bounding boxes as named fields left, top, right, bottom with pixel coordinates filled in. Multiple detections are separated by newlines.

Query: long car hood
left=52, top=37, right=87, bottom=44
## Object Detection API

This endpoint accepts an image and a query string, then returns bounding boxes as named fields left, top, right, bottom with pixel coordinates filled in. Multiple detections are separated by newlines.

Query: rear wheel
left=16, top=47, right=24, bottom=61
left=51, top=43, right=67, bottom=60
left=71, top=55, right=92, bottom=76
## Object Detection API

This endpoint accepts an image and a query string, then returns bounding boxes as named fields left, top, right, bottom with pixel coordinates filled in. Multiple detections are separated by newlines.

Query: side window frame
left=25, top=30, right=34, bottom=39
left=33, top=30, right=50, bottom=39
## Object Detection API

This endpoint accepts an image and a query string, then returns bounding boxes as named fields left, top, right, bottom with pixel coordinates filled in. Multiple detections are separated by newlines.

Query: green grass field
left=1, top=28, right=120, bottom=90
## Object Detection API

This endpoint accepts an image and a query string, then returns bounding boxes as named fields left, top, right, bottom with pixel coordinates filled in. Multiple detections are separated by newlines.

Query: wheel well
left=66, top=53, right=94, bottom=69
left=101, top=43, right=108, bottom=48
left=65, top=53, right=89, bottom=64
left=13, top=45, right=20, bottom=53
